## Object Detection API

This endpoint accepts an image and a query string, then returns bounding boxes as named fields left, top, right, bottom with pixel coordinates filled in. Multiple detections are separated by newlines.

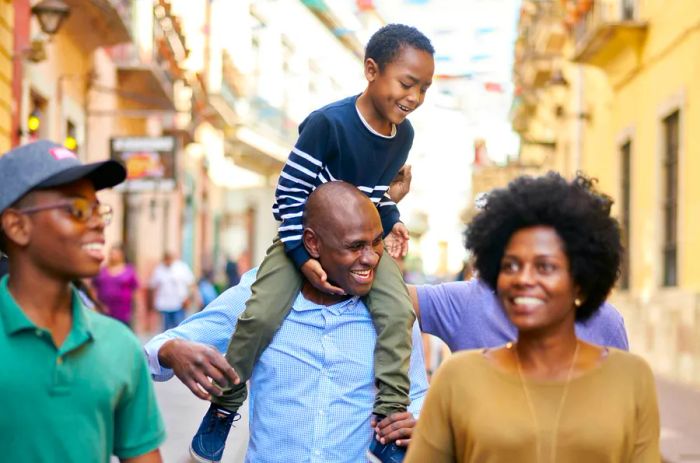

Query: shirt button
left=314, top=450, right=321, bottom=456
left=56, top=356, right=63, bottom=365
left=319, top=409, right=324, bottom=416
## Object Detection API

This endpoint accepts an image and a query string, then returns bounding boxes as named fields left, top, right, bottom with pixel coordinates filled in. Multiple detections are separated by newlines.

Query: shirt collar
left=291, top=290, right=361, bottom=316
left=0, top=276, right=94, bottom=348
left=355, top=102, right=397, bottom=138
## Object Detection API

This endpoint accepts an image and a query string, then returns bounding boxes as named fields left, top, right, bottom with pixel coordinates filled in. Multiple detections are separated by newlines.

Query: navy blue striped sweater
left=273, top=94, right=414, bottom=268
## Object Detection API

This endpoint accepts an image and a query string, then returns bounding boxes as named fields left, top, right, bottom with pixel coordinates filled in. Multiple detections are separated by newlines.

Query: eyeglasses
left=18, top=198, right=113, bottom=225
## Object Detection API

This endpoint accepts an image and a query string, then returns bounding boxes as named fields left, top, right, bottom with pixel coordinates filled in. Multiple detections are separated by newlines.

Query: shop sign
left=110, top=136, right=176, bottom=191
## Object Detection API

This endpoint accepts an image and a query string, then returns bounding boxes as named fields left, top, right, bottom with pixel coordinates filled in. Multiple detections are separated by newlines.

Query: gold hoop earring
left=574, top=298, right=582, bottom=308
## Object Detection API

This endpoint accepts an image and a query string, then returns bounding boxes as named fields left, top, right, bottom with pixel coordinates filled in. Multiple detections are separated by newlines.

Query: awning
left=116, top=66, right=175, bottom=111
left=62, top=0, right=131, bottom=52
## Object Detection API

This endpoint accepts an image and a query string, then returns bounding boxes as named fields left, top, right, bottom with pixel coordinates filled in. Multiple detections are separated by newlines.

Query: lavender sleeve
left=417, top=278, right=630, bottom=352
left=416, top=281, right=463, bottom=350
left=415, top=279, right=507, bottom=352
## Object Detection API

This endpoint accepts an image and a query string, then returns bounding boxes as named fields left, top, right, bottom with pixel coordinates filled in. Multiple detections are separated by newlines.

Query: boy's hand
left=388, top=165, right=412, bottom=204
left=385, top=222, right=409, bottom=259
left=371, top=412, right=416, bottom=447
left=300, top=258, right=346, bottom=296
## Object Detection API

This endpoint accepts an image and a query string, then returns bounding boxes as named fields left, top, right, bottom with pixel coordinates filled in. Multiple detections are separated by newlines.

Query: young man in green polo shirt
left=0, top=140, right=165, bottom=462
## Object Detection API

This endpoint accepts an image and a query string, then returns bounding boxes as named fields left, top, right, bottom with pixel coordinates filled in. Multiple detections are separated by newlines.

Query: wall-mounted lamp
left=21, top=0, right=71, bottom=63
left=31, top=0, right=71, bottom=36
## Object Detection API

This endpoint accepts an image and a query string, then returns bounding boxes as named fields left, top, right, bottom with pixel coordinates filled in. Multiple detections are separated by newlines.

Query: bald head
left=304, top=181, right=379, bottom=232
left=302, top=181, right=385, bottom=299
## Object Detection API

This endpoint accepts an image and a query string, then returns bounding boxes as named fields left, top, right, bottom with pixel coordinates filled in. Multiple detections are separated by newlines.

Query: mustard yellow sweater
left=406, top=348, right=660, bottom=463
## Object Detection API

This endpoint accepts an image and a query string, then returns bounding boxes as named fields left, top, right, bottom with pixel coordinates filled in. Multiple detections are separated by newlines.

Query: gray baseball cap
left=0, top=140, right=127, bottom=213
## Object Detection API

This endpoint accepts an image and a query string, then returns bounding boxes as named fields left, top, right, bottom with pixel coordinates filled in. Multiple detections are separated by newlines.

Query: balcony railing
left=533, top=19, right=567, bottom=55
left=572, top=0, right=647, bottom=64
left=246, top=97, right=298, bottom=146
left=110, top=42, right=175, bottom=110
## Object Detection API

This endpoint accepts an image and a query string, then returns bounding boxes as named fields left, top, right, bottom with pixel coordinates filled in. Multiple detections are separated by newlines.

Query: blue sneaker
left=190, top=404, right=241, bottom=463
left=367, top=438, right=406, bottom=463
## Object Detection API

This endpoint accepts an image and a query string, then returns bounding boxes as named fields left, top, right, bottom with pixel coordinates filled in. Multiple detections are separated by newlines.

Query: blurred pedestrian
left=0, top=140, right=164, bottom=462
left=148, top=251, right=195, bottom=331
left=454, top=260, right=473, bottom=281
left=197, top=268, right=219, bottom=310
left=189, top=23, right=436, bottom=463
left=406, top=173, right=659, bottom=462
left=224, top=256, right=240, bottom=288
left=92, top=243, right=139, bottom=328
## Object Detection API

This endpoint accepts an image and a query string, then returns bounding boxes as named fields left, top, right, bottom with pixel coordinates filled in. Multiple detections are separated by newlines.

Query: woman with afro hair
left=406, top=172, right=659, bottom=463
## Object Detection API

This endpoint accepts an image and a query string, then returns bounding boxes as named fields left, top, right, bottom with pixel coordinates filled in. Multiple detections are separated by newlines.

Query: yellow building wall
left=578, top=66, right=614, bottom=188
left=576, top=0, right=700, bottom=385
left=0, top=0, right=13, bottom=154
left=602, top=4, right=700, bottom=292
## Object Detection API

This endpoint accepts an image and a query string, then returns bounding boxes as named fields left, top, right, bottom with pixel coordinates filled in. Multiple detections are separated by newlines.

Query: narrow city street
left=658, top=377, right=700, bottom=463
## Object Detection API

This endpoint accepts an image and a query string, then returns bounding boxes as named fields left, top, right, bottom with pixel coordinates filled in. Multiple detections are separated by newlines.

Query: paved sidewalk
left=657, top=376, right=700, bottom=462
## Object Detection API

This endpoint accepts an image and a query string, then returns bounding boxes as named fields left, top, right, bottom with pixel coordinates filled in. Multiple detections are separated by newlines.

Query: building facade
left=571, top=0, right=700, bottom=386
left=169, top=0, right=370, bottom=270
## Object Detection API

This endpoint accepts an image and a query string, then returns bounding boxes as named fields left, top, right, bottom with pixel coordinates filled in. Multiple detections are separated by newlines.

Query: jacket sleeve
left=274, top=112, right=331, bottom=268
left=378, top=191, right=401, bottom=237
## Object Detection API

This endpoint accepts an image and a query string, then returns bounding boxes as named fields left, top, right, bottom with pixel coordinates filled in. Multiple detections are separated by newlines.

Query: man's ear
left=0, top=210, right=32, bottom=250
left=303, top=228, right=321, bottom=259
left=364, top=58, right=379, bottom=82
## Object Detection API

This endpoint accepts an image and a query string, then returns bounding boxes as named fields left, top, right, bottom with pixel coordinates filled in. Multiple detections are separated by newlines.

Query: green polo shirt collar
left=0, top=275, right=94, bottom=353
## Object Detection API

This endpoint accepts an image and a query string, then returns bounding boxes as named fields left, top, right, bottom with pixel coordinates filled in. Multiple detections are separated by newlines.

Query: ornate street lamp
left=31, top=0, right=71, bottom=37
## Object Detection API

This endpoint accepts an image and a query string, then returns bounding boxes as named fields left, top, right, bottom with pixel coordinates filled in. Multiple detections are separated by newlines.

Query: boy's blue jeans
left=213, top=238, right=415, bottom=417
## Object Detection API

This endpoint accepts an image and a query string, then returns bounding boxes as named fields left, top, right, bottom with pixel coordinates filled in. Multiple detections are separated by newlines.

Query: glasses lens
left=70, top=198, right=92, bottom=221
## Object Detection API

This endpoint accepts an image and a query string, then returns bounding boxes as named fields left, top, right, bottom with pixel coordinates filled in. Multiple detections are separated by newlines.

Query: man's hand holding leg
left=372, top=411, right=416, bottom=447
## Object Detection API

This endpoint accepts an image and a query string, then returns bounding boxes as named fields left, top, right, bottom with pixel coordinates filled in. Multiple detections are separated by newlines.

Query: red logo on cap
left=49, top=147, right=77, bottom=160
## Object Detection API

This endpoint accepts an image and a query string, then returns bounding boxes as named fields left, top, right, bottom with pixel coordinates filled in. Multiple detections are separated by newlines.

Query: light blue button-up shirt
left=145, top=268, right=429, bottom=463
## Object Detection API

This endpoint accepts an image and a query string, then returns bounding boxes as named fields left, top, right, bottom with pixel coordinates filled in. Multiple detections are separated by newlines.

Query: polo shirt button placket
left=50, top=351, right=72, bottom=396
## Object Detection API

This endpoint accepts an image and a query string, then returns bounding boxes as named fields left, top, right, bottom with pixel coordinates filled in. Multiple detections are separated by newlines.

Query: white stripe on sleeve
left=291, top=147, right=323, bottom=167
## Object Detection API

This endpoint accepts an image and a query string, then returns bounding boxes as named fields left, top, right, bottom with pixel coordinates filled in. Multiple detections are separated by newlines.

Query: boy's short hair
left=365, top=23, right=434, bottom=71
